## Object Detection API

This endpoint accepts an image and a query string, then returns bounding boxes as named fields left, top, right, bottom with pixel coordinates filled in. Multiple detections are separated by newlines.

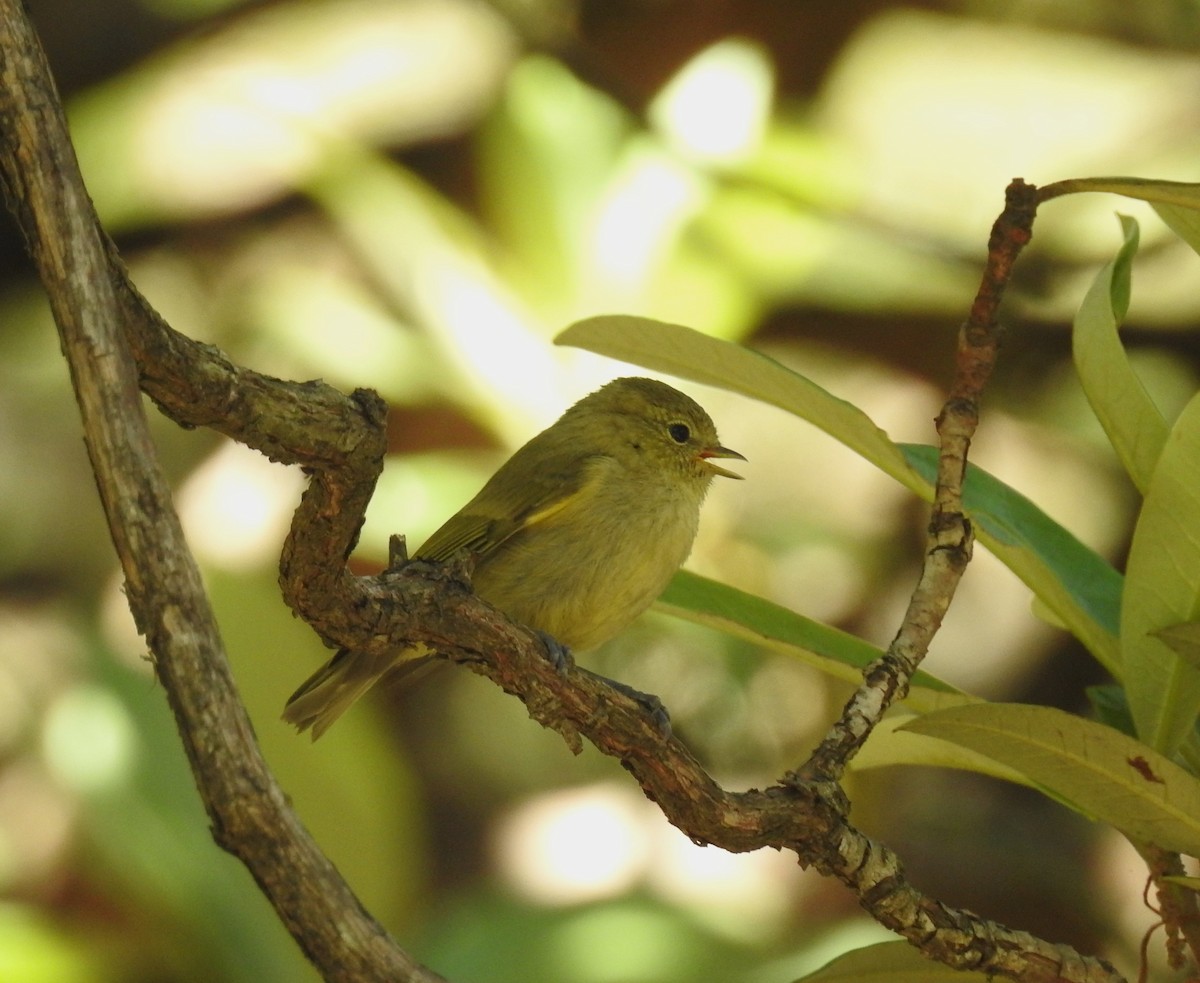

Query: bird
left=283, top=376, right=744, bottom=739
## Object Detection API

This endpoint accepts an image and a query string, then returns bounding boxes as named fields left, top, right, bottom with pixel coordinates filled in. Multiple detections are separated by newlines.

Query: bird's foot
left=579, top=668, right=672, bottom=736
left=534, top=633, right=670, bottom=735
left=536, top=630, right=574, bottom=674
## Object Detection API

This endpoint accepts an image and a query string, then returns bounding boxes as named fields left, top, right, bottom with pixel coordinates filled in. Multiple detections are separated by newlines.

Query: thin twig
left=1136, top=842, right=1200, bottom=971
left=795, top=180, right=1039, bottom=784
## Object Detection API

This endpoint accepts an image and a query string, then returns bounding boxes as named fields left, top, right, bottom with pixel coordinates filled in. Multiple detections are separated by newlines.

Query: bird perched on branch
left=283, top=376, right=744, bottom=739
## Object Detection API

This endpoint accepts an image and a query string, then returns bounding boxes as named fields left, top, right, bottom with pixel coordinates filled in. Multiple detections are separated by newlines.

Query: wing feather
left=416, top=424, right=606, bottom=562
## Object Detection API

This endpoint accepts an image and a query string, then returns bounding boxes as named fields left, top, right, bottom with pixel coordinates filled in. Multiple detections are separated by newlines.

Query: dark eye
left=668, top=422, right=690, bottom=444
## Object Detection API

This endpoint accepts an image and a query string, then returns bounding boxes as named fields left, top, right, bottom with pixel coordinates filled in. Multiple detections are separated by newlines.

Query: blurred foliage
left=5, top=0, right=1200, bottom=981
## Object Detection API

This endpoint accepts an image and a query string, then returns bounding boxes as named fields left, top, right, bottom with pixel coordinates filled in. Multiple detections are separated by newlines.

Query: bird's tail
left=282, top=645, right=434, bottom=740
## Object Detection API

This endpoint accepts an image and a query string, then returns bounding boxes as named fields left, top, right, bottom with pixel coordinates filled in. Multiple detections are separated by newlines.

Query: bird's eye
left=668, top=422, right=690, bottom=444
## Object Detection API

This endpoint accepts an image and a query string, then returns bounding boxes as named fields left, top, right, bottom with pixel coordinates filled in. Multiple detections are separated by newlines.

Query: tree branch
left=0, top=4, right=1125, bottom=980
left=0, top=3, right=443, bottom=981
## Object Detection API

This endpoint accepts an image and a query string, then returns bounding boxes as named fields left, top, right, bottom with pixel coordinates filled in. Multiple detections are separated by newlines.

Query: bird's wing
left=415, top=433, right=607, bottom=562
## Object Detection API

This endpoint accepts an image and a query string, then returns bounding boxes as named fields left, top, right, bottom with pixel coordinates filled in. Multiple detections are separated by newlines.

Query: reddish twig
left=797, top=180, right=1039, bottom=783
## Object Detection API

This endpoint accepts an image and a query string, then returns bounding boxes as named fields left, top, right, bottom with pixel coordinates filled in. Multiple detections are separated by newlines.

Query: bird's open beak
left=699, top=445, right=746, bottom=479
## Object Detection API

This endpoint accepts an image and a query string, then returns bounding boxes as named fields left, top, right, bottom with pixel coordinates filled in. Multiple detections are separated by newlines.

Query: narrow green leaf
left=904, top=703, right=1200, bottom=856
left=1044, top=175, right=1200, bottom=256
left=1071, top=214, right=1167, bottom=494
left=901, top=445, right=1122, bottom=676
left=1154, top=623, right=1200, bottom=673
left=556, top=315, right=922, bottom=491
left=1046, top=176, right=1200, bottom=210
left=657, top=572, right=970, bottom=714
left=792, top=941, right=993, bottom=982
left=1123, top=390, right=1200, bottom=754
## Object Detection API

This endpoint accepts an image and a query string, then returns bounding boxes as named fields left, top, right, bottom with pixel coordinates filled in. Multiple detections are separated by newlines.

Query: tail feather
left=282, top=649, right=377, bottom=740
left=282, top=645, right=437, bottom=740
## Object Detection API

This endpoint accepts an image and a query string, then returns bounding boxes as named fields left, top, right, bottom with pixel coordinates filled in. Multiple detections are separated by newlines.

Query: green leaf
left=1163, top=876, right=1200, bottom=892
left=1086, top=684, right=1137, bottom=737
left=792, top=941, right=993, bottom=982
left=1153, top=202, right=1200, bottom=258
left=1123, top=390, right=1200, bottom=754
left=903, top=703, right=1200, bottom=856
left=1046, top=177, right=1200, bottom=210
left=559, top=316, right=1123, bottom=674
left=901, top=445, right=1122, bottom=676
left=556, top=315, right=922, bottom=492
left=852, top=713, right=1029, bottom=786
left=1071, top=214, right=1167, bottom=494
left=1154, top=623, right=1200, bottom=673
left=1045, top=175, right=1200, bottom=256
left=657, top=572, right=970, bottom=714
left=1089, top=683, right=1200, bottom=777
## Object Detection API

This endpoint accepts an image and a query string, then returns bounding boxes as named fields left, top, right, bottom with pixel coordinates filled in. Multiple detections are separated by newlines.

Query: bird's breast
left=472, top=467, right=708, bottom=651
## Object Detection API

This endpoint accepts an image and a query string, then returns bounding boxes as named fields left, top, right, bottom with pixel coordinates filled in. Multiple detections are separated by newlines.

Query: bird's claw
left=535, top=634, right=671, bottom=735
left=580, top=668, right=672, bottom=736
left=536, top=630, right=574, bottom=674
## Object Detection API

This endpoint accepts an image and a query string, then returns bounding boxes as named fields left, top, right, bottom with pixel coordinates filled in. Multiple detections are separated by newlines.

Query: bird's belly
left=472, top=496, right=700, bottom=651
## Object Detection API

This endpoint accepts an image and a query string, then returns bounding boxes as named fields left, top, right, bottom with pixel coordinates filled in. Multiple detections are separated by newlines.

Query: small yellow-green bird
left=283, top=376, right=743, bottom=738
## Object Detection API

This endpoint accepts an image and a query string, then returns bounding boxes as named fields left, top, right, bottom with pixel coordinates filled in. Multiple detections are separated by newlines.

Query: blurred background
left=3, top=0, right=1200, bottom=980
